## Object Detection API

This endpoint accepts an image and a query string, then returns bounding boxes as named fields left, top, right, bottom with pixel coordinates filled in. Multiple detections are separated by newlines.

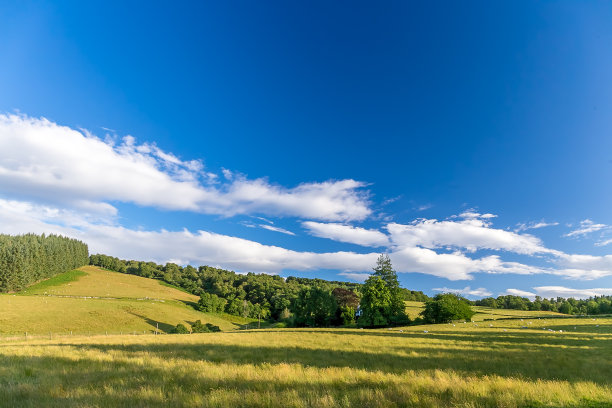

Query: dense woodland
left=472, top=294, right=612, bottom=315
left=89, top=253, right=428, bottom=324
left=0, top=233, right=89, bottom=292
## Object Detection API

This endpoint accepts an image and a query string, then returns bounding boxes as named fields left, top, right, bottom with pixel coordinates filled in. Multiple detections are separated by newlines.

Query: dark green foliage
left=331, top=287, right=360, bottom=326
left=292, top=287, right=337, bottom=327
left=473, top=294, right=612, bottom=316
left=197, top=292, right=227, bottom=313
left=171, top=323, right=190, bottom=334
left=0, top=233, right=89, bottom=292
left=358, top=275, right=392, bottom=327
left=191, top=320, right=221, bottom=333
left=89, top=253, right=378, bottom=322
left=400, top=288, right=430, bottom=302
left=372, top=254, right=408, bottom=325
left=359, top=255, right=409, bottom=327
left=421, top=293, right=475, bottom=324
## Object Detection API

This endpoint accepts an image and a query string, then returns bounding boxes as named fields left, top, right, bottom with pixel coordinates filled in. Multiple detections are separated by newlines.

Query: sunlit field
left=405, top=300, right=568, bottom=321
left=1, top=317, right=610, bottom=407
left=2, top=266, right=611, bottom=407
left=0, top=267, right=254, bottom=336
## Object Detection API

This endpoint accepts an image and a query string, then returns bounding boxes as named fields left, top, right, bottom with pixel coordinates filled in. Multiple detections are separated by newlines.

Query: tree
left=373, top=254, right=407, bottom=324
left=291, top=287, right=337, bottom=327
left=420, top=293, right=475, bottom=324
left=331, top=287, right=360, bottom=326
left=358, top=275, right=392, bottom=327
left=358, top=254, right=408, bottom=327
left=197, top=292, right=227, bottom=313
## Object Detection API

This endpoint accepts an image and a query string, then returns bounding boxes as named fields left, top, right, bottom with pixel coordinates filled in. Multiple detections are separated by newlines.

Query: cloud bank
left=0, top=114, right=371, bottom=221
left=2, top=113, right=612, bottom=288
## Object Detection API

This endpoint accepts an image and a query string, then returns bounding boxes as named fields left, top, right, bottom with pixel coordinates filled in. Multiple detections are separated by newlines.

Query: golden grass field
left=1, top=267, right=611, bottom=407
left=0, top=318, right=610, bottom=407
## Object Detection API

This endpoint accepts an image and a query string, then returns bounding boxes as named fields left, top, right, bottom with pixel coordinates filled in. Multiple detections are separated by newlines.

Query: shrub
left=171, top=323, right=190, bottom=334
left=420, top=293, right=475, bottom=324
left=191, top=320, right=221, bottom=333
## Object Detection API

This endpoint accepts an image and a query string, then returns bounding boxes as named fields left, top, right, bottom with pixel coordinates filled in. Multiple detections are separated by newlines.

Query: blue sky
left=1, top=1, right=612, bottom=299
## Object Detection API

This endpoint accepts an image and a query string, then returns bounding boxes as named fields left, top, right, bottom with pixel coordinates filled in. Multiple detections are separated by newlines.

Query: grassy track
left=0, top=317, right=610, bottom=407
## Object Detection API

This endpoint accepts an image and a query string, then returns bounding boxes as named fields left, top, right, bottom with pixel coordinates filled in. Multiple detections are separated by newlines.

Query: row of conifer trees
left=0, top=233, right=89, bottom=292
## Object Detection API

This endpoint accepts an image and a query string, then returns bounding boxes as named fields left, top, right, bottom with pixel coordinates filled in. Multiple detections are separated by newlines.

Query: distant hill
left=0, top=266, right=256, bottom=336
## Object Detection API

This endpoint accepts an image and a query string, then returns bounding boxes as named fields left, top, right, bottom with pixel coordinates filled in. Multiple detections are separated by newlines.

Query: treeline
left=89, top=253, right=429, bottom=324
left=473, top=294, right=612, bottom=315
left=0, top=233, right=89, bottom=292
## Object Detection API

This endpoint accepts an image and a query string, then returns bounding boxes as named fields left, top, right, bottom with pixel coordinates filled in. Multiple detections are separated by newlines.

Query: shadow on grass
left=0, top=352, right=608, bottom=408
left=257, top=328, right=612, bottom=350
left=126, top=311, right=175, bottom=333
left=64, top=333, right=612, bottom=385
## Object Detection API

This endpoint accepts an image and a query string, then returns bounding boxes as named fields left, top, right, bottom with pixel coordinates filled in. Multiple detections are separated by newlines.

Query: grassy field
left=405, top=300, right=567, bottom=322
left=2, top=268, right=611, bottom=407
left=0, top=266, right=254, bottom=336
left=0, top=317, right=610, bottom=407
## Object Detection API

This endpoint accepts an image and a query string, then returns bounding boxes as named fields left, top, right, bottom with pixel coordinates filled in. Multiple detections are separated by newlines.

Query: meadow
left=1, top=266, right=611, bottom=407
left=0, top=317, right=610, bottom=407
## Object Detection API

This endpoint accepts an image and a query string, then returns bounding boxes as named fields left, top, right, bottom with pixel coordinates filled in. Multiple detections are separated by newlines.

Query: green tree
left=291, top=287, right=337, bottom=327
left=197, top=292, right=227, bottom=313
left=420, top=293, right=475, bottom=324
left=359, top=254, right=408, bottom=326
left=358, top=275, right=392, bottom=327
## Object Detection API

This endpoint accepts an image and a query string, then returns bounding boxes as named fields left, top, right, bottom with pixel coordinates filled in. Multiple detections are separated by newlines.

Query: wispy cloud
left=515, top=221, right=559, bottom=232
left=259, top=224, right=296, bottom=236
left=503, top=286, right=612, bottom=300
left=564, top=219, right=608, bottom=238
left=532, top=286, right=612, bottom=299
left=433, top=286, right=492, bottom=297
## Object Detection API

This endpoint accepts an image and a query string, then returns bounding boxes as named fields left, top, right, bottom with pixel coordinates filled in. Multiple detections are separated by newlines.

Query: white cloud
left=386, top=217, right=556, bottom=255
left=532, top=286, right=612, bottom=299
left=302, top=221, right=390, bottom=247
left=502, top=289, right=537, bottom=300
left=515, top=221, right=559, bottom=232
left=0, top=113, right=371, bottom=221
left=259, top=224, right=296, bottom=236
left=338, top=272, right=371, bottom=282
left=0, top=197, right=557, bottom=281
left=553, top=253, right=612, bottom=280
left=433, top=286, right=492, bottom=297
left=595, top=238, right=612, bottom=247
left=564, top=219, right=608, bottom=238
left=0, top=197, right=378, bottom=273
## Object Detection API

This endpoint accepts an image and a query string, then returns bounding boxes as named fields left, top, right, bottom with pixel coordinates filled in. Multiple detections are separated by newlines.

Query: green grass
left=0, top=266, right=247, bottom=335
left=3, top=268, right=610, bottom=406
left=0, top=317, right=610, bottom=407
left=405, top=301, right=568, bottom=321
left=18, top=269, right=88, bottom=295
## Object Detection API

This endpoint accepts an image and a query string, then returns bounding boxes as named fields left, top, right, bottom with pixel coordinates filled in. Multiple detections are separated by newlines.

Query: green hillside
left=0, top=266, right=253, bottom=336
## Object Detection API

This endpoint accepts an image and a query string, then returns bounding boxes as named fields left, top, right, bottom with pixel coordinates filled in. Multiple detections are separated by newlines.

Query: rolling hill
left=0, top=266, right=253, bottom=337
